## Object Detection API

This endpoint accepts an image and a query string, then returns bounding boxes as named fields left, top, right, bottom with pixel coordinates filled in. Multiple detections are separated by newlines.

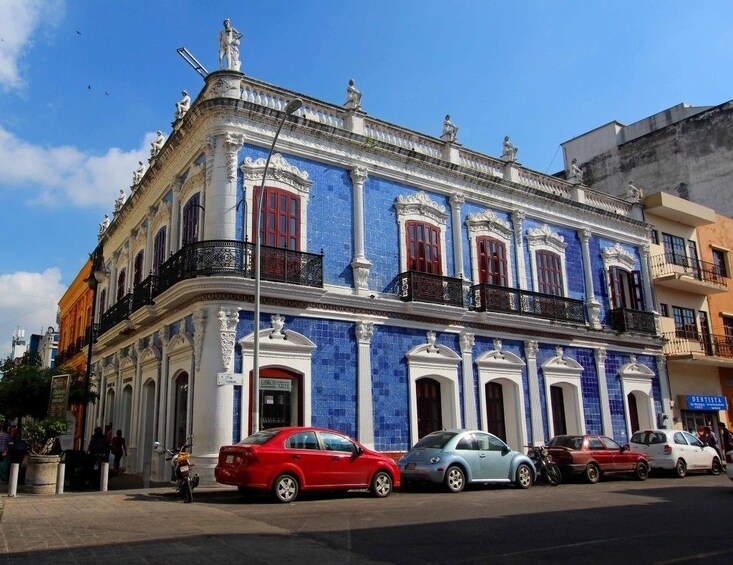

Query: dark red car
left=215, top=427, right=400, bottom=503
left=546, top=434, right=650, bottom=483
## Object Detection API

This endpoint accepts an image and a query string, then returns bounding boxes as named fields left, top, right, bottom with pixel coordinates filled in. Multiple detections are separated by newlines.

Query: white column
left=460, top=332, right=477, bottom=429
left=350, top=166, right=372, bottom=290
left=128, top=340, right=143, bottom=473
left=450, top=194, right=465, bottom=279
left=203, top=133, right=244, bottom=240
left=152, top=324, right=170, bottom=482
left=355, top=321, right=375, bottom=448
left=190, top=305, right=234, bottom=483
left=525, top=340, right=544, bottom=445
left=594, top=348, right=613, bottom=436
left=656, top=354, right=673, bottom=428
left=512, top=210, right=527, bottom=290
left=580, top=228, right=602, bottom=329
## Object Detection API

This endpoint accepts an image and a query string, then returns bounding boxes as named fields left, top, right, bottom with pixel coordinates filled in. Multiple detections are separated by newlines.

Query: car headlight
left=429, top=456, right=441, bottom=464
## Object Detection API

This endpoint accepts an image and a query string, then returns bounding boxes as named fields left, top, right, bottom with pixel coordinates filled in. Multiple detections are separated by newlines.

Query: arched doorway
left=249, top=367, right=303, bottom=431
left=628, top=392, right=640, bottom=434
left=416, top=377, right=442, bottom=439
left=173, top=372, right=189, bottom=449
left=550, top=385, right=567, bottom=435
left=485, top=382, right=507, bottom=442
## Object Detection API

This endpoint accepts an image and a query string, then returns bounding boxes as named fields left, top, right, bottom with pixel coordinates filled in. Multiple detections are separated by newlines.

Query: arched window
left=116, top=269, right=126, bottom=302
left=254, top=186, right=300, bottom=250
left=477, top=237, right=507, bottom=286
left=416, top=377, right=442, bottom=439
left=133, top=250, right=144, bottom=286
left=153, top=227, right=167, bottom=275
left=181, top=194, right=201, bottom=246
left=407, top=221, right=442, bottom=274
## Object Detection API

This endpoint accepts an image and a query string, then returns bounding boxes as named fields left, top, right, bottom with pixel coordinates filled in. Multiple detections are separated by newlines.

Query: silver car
left=398, top=429, right=535, bottom=492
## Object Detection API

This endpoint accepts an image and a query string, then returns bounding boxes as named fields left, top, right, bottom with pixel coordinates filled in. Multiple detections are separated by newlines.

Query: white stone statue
left=99, top=214, right=110, bottom=236
left=132, top=161, right=145, bottom=186
left=568, top=158, right=584, bottom=183
left=441, top=114, right=458, bottom=142
left=344, top=79, right=362, bottom=110
left=174, top=90, right=191, bottom=121
left=626, top=180, right=643, bottom=203
left=218, top=18, right=243, bottom=71
left=502, top=136, right=518, bottom=162
left=150, top=130, right=165, bottom=159
left=113, top=189, right=127, bottom=214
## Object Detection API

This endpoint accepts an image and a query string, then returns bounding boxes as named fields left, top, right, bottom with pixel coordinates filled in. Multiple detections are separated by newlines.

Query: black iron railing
left=398, top=271, right=464, bottom=307
left=664, top=331, right=733, bottom=359
left=651, top=253, right=728, bottom=288
left=470, top=283, right=585, bottom=323
left=132, top=274, right=157, bottom=310
left=610, top=307, right=657, bottom=334
left=99, top=294, right=132, bottom=335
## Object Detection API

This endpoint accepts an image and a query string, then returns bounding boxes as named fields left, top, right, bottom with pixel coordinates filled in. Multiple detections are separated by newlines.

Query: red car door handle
left=292, top=455, right=301, bottom=460
left=331, top=456, right=341, bottom=461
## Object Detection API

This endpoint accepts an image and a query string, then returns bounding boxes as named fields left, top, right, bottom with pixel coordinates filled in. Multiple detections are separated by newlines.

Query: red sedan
left=215, top=427, right=400, bottom=503
left=546, top=434, right=650, bottom=483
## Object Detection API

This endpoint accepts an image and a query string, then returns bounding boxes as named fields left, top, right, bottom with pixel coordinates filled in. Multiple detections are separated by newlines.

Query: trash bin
left=62, top=450, right=87, bottom=491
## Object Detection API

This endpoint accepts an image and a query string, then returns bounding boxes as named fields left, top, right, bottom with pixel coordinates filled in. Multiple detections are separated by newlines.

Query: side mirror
left=356, top=446, right=364, bottom=456
left=622, top=444, right=629, bottom=452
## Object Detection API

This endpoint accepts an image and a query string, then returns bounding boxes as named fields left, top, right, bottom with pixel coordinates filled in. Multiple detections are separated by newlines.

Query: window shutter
left=631, top=270, right=645, bottom=311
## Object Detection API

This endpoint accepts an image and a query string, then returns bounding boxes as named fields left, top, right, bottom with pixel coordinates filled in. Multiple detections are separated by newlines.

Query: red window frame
left=153, top=227, right=167, bottom=275
left=253, top=186, right=300, bottom=251
left=407, top=221, right=442, bottom=275
left=477, top=236, right=507, bottom=286
left=536, top=250, right=563, bottom=296
left=116, top=269, right=126, bottom=302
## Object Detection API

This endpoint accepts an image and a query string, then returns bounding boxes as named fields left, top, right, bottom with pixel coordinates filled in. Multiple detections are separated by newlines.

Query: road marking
left=496, top=532, right=673, bottom=558
left=655, top=548, right=733, bottom=564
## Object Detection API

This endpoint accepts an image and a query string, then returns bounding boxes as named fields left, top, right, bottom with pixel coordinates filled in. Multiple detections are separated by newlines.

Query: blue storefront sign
left=685, top=395, right=728, bottom=411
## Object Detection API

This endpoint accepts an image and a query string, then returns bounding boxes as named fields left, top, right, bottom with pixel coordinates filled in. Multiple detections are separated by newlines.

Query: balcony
left=99, top=293, right=132, bottom=335
left=609, top=307, right=657, bottom=335
left=650, top=253, right=728, bottom=294
left=469, top=283, right=585, bottom=323
left=398, top=271, right=464, bottom=307
left=663, top=331, right=733, bottom=366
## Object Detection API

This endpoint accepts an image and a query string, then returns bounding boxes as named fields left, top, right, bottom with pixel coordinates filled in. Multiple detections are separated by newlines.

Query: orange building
left=57, top=258, right=95, bottom=448
left=697, top=213, right=733, bottom=425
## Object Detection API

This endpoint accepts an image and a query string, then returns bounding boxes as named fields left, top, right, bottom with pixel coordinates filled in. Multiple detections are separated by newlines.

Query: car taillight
left=664, top=444, right=672, bottom=455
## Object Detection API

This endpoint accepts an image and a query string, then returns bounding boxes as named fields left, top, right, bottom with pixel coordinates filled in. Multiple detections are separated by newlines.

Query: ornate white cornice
left=466, top=209, right=512, bottom=239
left=241, top=153, right=312, bottom=193
left=193, top=308, right=207, bottom=372
left=602, top=242, right=636, bottom=271
left=180, top=162, right=205, bottom=204
left=526, top=224, right=566, bottom=253
left=394, top=191, right=447, bottom=225
left=218, top=307, right=239, bottom=372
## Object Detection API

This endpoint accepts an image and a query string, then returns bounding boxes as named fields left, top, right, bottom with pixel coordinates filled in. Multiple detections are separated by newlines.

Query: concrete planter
left=24, top=454, right=60, bottom=495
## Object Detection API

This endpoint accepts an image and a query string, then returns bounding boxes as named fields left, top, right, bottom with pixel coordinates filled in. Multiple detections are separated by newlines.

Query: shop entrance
left=682, top=411, right=718, bottom=435
left=250, top=367, right=302, bottom=431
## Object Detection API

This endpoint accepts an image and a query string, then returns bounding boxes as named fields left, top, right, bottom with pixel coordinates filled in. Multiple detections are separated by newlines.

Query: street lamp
left=252, top=97, right=303, bottom=434
left=80, top=246, right=108, bottom=449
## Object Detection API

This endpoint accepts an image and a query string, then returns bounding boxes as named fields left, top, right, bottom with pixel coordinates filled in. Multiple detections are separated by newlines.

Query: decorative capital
left=350, top=166, right=368, bottom=186
left=193, top=308, right=207, bottom=372
left=595, top=348, right=607, bottom=365
left=450, top=193, right=465, bottom=207
left=159, top=324, right=170, bottom=347
left=580, top=228, right=592, bottom=243
left=218, top=308, right=240, bottom=332
left=460, top=332, right=475, bottom=354
left=356, top=321, right=374, bottom=345
left=524, top=340, right=538, bottom=359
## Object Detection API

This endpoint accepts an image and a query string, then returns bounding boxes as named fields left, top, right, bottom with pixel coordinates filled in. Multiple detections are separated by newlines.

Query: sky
left=1, top=0, right=733, bottom=359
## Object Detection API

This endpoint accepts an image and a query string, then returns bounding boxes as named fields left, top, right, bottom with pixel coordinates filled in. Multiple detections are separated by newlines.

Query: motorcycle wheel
left=183, top=479, right=193, bottom=503
left=546, top=463, right=562, bottom=486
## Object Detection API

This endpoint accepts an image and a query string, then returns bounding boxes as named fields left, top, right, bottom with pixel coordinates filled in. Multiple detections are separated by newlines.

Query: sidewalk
left=0, top=470, right=171, bottom=495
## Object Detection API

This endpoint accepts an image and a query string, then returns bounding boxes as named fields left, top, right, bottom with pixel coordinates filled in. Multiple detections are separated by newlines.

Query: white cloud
left=0, top=268, right=65, bottom=360
left=0, top=0, right=64, bottom=90
left=0, top=125, right=153, bottom=207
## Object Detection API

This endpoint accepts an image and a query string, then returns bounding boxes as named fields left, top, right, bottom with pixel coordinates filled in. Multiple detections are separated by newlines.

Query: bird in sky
left=87, top=85, right=91, bottom=90
left=76, top=31, right=81, bottom=35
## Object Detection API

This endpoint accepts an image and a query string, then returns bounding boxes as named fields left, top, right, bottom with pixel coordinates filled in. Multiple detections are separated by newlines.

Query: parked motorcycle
left=154, top=436, right=199, bottom=503
left=528, top=445, right=561, bottom=486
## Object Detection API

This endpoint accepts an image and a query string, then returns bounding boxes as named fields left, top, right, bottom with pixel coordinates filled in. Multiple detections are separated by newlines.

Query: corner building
left=85, top=69, right=668, bottom=483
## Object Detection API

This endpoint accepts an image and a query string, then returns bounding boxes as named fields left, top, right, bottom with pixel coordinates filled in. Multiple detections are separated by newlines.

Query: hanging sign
left=685, top=395, right=727, bottom=411
left=48, top=374, right=71, bottom=418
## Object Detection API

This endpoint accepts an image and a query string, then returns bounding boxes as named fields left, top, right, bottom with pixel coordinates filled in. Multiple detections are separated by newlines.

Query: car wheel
left=711, top=458, right=722, bottom=475
left=273, top=474, right=299, bottom=503
left=674, top=458, right=687, bottom=478
left=516, top=463, right=533, bottom=489
left=444, top=465, right=465, bottom=493
left=585, top=463, right=600, bottom=484
left=371, top=471, right=393, bottom=498
left=634, top=461, right=649, bottom=481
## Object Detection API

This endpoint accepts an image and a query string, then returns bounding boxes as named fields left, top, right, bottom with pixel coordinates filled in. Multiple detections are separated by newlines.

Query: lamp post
left=252, top=97, right=303, bottom=434
left=80, top=246, right=107, bottom=449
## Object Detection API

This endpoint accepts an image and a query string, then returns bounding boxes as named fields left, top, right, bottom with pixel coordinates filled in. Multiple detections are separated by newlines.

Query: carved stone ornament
left=351, top=260, right=371, bottom=290
left=460, top=332, right=475, bottom=354
left=511, top=209, right=525, bottom=247
left=224, top=133, right=246, bottom=183
left=269, top=314, right=286, bottom=340
left=180, top=162, right=205, bottom=204
left=218, top=308, right=239, bottom=372
left=526, top=224, right=566, bottom=253
left=159, top=324, right=170, bottom=348
left=206, top=77, right=240, bottom=99
left=450, top=193, right=465, bottom=207
left=602, top=242, right=636, bottom=271
left=555, top=346, right=564, bottom=360
left=193, top=308, right=207, bottom=372
left=524, top=340, right=538, bottom=358
left=395, top=191, right=447, bottom=225
left=426, top=330, right=439, bottom=353
left=595, top=348, right=607, bottom=364
left=356, top=321, right=374, bottom=344
left=466, top=209, right=512, bottom=239
left=350, top=165, right=368, bottom=186
left=241, top=153, right=312, bottom=194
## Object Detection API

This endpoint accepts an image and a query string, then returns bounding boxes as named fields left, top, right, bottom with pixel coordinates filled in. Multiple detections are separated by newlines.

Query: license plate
left=226, top=454, right=234, bottom=464
left=179, top=465, right=189, bottom=473
left=405, top=462, right=416, bottom=471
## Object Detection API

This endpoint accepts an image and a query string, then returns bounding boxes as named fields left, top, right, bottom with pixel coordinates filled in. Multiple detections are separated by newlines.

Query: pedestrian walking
left=110, top=429, right=127, bottom=476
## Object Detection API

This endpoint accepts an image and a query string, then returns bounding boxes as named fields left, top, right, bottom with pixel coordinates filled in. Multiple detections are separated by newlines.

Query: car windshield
left=413, top=431, right=457, bottom=450
left=548, top=436, right=583, bottom=449
left=240, top=429, right=279, bottom=445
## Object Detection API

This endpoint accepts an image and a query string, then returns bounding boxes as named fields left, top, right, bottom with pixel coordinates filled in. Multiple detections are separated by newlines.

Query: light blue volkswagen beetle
left=398, top=429, right=535, bottom=492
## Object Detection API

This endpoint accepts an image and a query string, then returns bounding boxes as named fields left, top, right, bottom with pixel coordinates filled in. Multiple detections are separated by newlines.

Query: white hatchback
left=629, top=429, right=722, bottom=478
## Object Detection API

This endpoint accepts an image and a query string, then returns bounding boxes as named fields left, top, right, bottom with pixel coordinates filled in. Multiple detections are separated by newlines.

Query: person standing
left=110, top=430, right=127, bottom=476
left=0, top=424, right=10, bottom=482
left=720, top=422, right=732, bottom=468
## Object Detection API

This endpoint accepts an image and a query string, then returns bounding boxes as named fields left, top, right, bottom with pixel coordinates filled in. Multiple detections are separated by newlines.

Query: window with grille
left=477, top=237, right=507, bottom=286
left=254, top=186, right=300, bottom=250
left=536, top=250, right=563, bottom=296
left=407, top=221, right=442, bottom=275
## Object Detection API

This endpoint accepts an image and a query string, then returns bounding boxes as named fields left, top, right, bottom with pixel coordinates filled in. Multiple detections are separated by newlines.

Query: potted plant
left=22, top=417, right=68, bottom=494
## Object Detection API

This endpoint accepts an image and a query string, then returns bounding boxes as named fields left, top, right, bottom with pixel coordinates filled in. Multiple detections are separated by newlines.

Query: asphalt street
left=1, top=472, right=732, bottom=564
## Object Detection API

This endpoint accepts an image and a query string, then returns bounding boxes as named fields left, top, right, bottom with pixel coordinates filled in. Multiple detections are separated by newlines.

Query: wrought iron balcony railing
left=398, top=271, right=464, bottom=307
left=651, top=252, right=727, bottom=288
left=609, top=307, right=657, bottom=335
left=470, top=283, right=585, bottom=323
left=664, top=331, right=733, bottom=359
left=99, top=294, right=132, bottom=335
